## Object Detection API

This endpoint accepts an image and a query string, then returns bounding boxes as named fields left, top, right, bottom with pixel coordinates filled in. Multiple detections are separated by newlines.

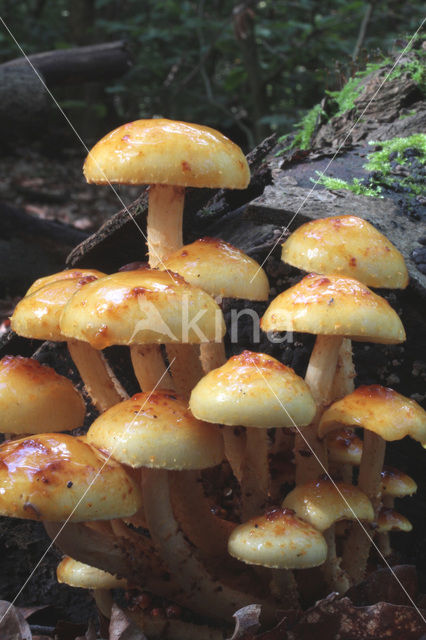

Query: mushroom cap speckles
left=57, top=556, right=127, bottom=589
left=260, top=273, right=405, bottom=344
left=25, top=269, right=107, bottom=298
left=189, top=350, right=316, bottom=429
left=0, top=433, right=142, bottom=521
left=377, top=508, right=412, bottom=532
left=0, top=356, right=85, bottom=434
left=381, top=467, right=417, bottom=498
left=83, top=119, right=250, bottom=189
left=326, top=429, right=363, bottom=465
left=282, top=479, right=374, bottom=531
left=318, top=385, right=426, bottom=444
left=59, top=268, right=225, bottom=349
left=87, top=390, right=224, bottom=470
left=161, top=238, right=269, bottom=301
left=281, top=216, right=408, bottom=289
left=11, top=274, right=104, bottom=342
left=228, top=508, right=327, bottom=569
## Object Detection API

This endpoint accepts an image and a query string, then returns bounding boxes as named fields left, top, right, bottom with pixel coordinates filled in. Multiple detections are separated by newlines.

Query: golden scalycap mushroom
left=161, top=238, right=269, bottom=300
left=281, top=216, right=408, bottom=289
left=318, top=385, right=426, bottom=444
left=326, top=429, right=363, bottom=465
left=0, top=356, right=85, bottom=434
left=282, top=479, right=374, bottom=531
left=377, top=508, right=412, bottom=532
left=57, top=556, right=127, bottom=589
left=0, top=434, right=142, bottom=521
left=11, top=274, right=104, bottom=341
left=228, top=507, right=327, bottom=569
left=60, top=269, right=225, bottom=349
left=381, top=467, right=417, bottom=497
left=87, top=390, right=224, bottom=470
left=83, top=119, right=250, bottom=189
left=261, top=273, right=405, bottom=344
left=25, top=269, right=107, bottom=297
left=189, top=350, right=316, bottom=428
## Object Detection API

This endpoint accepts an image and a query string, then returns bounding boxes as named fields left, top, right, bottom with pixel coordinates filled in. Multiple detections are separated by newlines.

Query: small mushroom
left=378, top=467, right=417, bottom=557
left=326, top=428, right=363, bottom=483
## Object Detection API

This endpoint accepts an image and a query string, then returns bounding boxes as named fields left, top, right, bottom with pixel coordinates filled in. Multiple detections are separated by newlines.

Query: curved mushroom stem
left=165, top=344, right=204, bottom=399
left=93, top=589, right=114, bottom=618
left=241, top=429, right=270, bottom=520
left=322, top=525, right=350, bottom=594
left=147, top=185, right=185, bottom=268
left=342, top=431, right=386, bottom=583
left=142, top=468, right=277, bottom=624
left=67, top=339, right=128, bottom=411
left=169, top=470, right=236, bottom=561
left=130, top=344, right=174, bottom=391
left=295, top=335, right=343, bottom=484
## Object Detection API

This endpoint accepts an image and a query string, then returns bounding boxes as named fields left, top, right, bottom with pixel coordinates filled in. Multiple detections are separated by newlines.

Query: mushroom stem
left=93, top=588, right=114, bottom=618
left=165, top=344, right=204, bottom=398
left=342, top=431, right=386, bottom=582
left=127, top=609, right=224, bottom=640
left=330, top=339, right=356, bottom=401
left=241, top=429, right=270, bottom=519
left=269, top=568, right=300, bottom=609
left=376, top=494, right=394, bottom=557
left=169, top=470, right=236, bottom=560
left=322, top=525, right=350, bottom=594
left=147, top=185, right=185, bottom=268
left=142, top=468, right=277, bottom=624
left=295, top=335, right=343, bottom=484
left=67, top=339, right=128, bottom=411
left=200, top=341, right=227, bottom=374
left=130, top=344, right=174, bottom=391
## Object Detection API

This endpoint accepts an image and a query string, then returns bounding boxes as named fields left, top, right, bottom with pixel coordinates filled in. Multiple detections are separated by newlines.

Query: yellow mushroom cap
left=83, top=119, right=250, bottom=189
left=0, top=356, right=85, bottom=434
left=228, top=507, right=327, bottom=569
left=282, top=479, right=374, bottom=531
left=57, top=556, right=127, bottom=589
left=11, top=274, right=104, bottom=342
left=326, top=429, right=363, bottom=465
left=59, top=269, right=225, bottom=349
left=318, top=385, right=426, bottom=444
left=381, top=466, right=417, bottom=498
left=161, top=238, right=269, bottom=301
left=261, top=273, right=405, bottom=344
left=281, top=216, right=408, bottom=289
left=87, top=390, right=224, bottom=470
left=377, top=508, right=412, bottom=532
left=189, top=350, right=316, bottom=429
left=25, top=269, right=107, bottom=297
left=0, top=433, right=142, bottom=521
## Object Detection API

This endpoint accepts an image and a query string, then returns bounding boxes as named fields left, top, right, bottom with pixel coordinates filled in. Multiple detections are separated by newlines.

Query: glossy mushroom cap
left=381, top=467, right=417, bottom=498
left=318, top=385, right=426, bottom=444
left=228, top=507, right=327, bottom=569
left=11, top=274, right=103, bottom=341
left=87, top=390, right=224, bottom=470
left=0, top=356, right=85, bottom=434
left=59, top=269, right=225, bottom=349
left=377, top=508, right=412, bottom=532
left=282, top=479, right=374, bottom=531
left=161, top=238, right=269, bottom=301
left=261, top=273, right=405, bottom=344
left=0, top=434, right=142, bottom=521
left=83, top=119, right=250, bottom=189
left=57, top=556, right=127, bottom=589
left=25, top=269, right=107, bottom=298
left=189, top=350, right=316, bottom=429
left=326, top=429, right=363, bottom=465
left=281, top=216, right=408, bottom=289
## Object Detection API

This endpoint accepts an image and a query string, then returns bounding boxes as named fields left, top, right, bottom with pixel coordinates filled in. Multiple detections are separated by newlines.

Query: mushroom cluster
left=1, top=119, right=425, bottom=637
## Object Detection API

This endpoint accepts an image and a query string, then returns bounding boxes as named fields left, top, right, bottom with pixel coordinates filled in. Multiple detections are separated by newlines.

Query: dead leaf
left=227, top=604, right=262, bottom=640
left=109, top=604, right=147, bottom=640
left=0, top=600, right=32, bottom=640
left=346, top=565, right=419, bottom=607
left=75, top=619, right=97, bottom=640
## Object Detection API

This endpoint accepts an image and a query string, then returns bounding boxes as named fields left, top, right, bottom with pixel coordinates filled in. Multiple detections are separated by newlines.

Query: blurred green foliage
left=0, top=0, right=424, bottom=149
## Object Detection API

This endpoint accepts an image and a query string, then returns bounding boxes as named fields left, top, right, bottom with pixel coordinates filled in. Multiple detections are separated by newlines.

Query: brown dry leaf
left=75, top=619, right=97, bottom=640
left=346, top=564, right=419, bottom=607
left=227, top=604, right=262, bottom=640
left=109, top=604, right=147, bottom=640
left=0, top=600, right=32, bottom=640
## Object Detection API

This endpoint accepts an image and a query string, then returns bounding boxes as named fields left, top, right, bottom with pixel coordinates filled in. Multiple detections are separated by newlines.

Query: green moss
left=365, top=134, right=426, bottom=185
left=312, top=173, right=383, bottom=197
left=388, top=57, right=425, bottom=93
left=277, top=103, right=325, bottom=153
left=326, top=60, right=390, bottom=117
